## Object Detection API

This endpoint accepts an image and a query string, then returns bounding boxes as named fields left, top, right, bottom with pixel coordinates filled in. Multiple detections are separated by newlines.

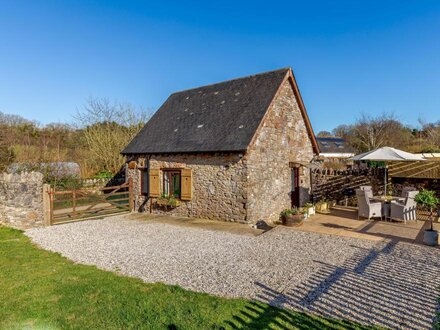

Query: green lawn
left=0, top=226, right=377, bottom=330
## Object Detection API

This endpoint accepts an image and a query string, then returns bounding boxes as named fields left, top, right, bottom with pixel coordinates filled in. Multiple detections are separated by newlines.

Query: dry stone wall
left=0, top=172, right=44, bottom=229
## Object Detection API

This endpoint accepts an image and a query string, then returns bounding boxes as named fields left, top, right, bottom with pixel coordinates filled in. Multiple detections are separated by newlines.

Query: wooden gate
left=47, top=179, right=133, bottom=225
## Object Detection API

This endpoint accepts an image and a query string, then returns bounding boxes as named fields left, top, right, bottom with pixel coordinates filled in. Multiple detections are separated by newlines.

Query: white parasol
left=351, top=147, right=425, bottom=196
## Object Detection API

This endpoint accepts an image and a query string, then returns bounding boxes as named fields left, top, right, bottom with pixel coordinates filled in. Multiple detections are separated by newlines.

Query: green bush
left=47, top=175, right=83, bottom=191
left=93, top=170, right=114, bottom=179
left=415, top=190, right=439, bottom=210
left=280, top=207, right=302, bottom=217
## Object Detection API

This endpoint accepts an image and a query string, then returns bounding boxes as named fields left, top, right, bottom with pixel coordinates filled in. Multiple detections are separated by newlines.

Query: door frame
left=290, top=166, right=300, bottom=207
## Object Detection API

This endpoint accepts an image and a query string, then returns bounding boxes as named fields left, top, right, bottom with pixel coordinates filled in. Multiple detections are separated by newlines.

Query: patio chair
left=390, top=190, right=418, bottom=223
left=356, top=189, right=382, bottom=220
left=397, top=187, right=417, bottom=203
left=359, top=185, right=373, bottom=199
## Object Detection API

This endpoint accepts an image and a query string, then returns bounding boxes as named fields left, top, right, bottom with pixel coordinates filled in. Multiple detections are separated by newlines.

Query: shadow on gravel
left=251, top=240, right=440, bottom=329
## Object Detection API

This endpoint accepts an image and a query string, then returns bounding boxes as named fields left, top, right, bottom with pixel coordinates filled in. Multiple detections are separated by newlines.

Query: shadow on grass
left=223, top=299, right=372, bottom=330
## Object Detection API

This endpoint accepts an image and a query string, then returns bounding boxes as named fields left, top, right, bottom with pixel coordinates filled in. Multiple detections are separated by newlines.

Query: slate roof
left=122, top=68, right=317, bottom=154
left=316, top=137, right=355, bottom=154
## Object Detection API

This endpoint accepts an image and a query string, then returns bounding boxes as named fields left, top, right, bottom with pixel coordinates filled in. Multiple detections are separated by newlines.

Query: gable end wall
left=245, top=79, right=315, bottom=223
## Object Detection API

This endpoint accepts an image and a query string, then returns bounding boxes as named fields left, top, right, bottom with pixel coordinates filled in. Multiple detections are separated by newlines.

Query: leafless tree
left=317, top=131, right=333, bottom=137
left=75, top=97, right=151, bottom=175
left=419, top=118, right=440, bottom=150
left=0, top=125, right=15, bottom=171
left=333, top=113, right=413, bottom=152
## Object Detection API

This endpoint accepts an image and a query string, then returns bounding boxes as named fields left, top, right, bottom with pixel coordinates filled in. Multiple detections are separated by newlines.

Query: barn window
left=163, top=170, right=181, bottom=198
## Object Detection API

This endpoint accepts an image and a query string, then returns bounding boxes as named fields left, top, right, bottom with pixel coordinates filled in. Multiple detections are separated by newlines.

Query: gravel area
left=26, top=216, right=440, bottom=329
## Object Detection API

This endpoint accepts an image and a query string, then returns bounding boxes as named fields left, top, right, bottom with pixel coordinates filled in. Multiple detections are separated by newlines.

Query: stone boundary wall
left=0, top=172, right=46, bottom=229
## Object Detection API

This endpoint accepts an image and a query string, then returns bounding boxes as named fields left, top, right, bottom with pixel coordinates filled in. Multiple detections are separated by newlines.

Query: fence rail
left=389, top=161, right=440, bottom=179
left=47, top=179, right=133, bottom=225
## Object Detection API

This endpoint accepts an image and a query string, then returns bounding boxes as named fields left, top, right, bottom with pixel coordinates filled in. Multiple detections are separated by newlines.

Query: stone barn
left=122, top=68, right=319, bottom=224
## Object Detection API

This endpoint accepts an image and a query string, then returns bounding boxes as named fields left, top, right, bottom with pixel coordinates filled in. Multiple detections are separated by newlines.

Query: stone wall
left=126, top=79, right=316, bottom=224
left=245, top=79, right=315, bottom=223
left=127, top=153, right=248, bottom=222
left=0, top=172, right=44, bottom=229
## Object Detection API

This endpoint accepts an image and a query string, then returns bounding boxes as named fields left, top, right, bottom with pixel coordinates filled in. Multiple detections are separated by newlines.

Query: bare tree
left=75, top=98, right=150, bottom=175
left=317, top=131, right=333, bottom=137
left=348, top=113, right=412, bottom=152
left=0, top=124, right=15, bottom=171
left=332, top=124, right=352, bottom=139
left=419, top=119, right=440, bottom=151
left=332, top=114, right=414, bottom=152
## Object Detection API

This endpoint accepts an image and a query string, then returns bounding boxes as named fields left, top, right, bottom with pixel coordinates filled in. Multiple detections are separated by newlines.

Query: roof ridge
left=169, top=67, right=290, bottom=95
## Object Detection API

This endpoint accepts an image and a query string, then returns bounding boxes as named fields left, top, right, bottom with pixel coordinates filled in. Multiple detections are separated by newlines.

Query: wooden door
left=290, top=167, right=300, bottom=207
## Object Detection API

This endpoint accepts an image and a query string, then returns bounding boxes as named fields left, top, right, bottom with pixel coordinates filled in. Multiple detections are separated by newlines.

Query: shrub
left=280, top=207, right=302, bottom=217
left=93, top=171, right=114, bottom=179
left=415, top=190, right=439, bottom=231
left=415, top=190, right=439, bottom=210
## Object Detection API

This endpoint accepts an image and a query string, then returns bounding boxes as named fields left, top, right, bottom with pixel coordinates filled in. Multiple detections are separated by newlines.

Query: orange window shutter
left=149, top=169, right=160, bottom=197
left=180, top=168, right=192, bottom=201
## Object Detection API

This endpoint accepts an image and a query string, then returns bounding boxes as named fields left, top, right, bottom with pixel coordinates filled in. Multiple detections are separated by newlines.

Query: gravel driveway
left=27, top=216, right=440, bottom=329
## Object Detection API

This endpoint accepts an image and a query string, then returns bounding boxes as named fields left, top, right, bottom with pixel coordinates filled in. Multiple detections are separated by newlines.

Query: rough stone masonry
left=0, top=172, right=44, bottom=229
left=127, top=79, right=315, bottom=224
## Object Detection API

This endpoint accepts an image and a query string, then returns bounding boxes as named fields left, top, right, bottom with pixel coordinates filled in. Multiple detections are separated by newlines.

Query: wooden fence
left=44, top=179, right=133, bottom=225
left=311, top=168, right=384, bottom=204
left=389, top=160, right=440, bottom=179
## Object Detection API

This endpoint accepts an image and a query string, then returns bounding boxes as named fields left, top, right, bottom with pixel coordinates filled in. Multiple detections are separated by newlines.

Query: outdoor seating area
left=295, top=205, right=438, bottom=245
left=293, top=143, right=439, bottom=246
left=284, top=145, right=440, bottom=246
left=356, top=186, right=418, bottom=223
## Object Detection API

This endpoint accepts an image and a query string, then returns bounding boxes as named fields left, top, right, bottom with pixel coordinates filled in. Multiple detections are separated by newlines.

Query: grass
left=0, top=226, right=378, bottom=330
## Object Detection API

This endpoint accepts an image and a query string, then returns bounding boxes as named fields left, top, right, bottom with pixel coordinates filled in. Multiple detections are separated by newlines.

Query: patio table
left=371, top=196, right=401, bottom=221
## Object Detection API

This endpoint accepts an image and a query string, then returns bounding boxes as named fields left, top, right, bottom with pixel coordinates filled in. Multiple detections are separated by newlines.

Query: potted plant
left=156, top=194, right=181, bottom=208
left=303, top=208, right=308, bottom=220
left=415, top=190, right=439, bottom=246
left=303, top=202, right=315, bottom=216
left=280, top=208, right=304, bottom=227
left=386, top=186, right=394, bottom=201
left=316, top=199, right=329, bottom=213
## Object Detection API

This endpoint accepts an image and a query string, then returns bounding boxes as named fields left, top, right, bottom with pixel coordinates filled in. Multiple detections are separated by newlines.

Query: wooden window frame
left=162, top=169, right=182, bottom=198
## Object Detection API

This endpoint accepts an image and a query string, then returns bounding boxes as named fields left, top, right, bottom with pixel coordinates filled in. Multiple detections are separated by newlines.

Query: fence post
left=128, top=178, right=134, bottom=211
left=72, top=190, right=76, bottom=219
left=42, top=184, right=51, bottom=226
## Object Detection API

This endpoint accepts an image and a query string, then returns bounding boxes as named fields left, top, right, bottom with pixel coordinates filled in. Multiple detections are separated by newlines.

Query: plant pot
left=306, top=207, right=315, bottom=216
left=316, top=202, right=329, bottom=213
left=282, top=214, right=304, bottom=227
left=423, top=229, right=439, bottom=246
left=156, top=199, right=180, bottom=208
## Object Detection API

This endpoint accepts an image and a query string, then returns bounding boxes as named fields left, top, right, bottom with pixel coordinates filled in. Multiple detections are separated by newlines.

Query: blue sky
left=0, top=1, right=439, bottom=132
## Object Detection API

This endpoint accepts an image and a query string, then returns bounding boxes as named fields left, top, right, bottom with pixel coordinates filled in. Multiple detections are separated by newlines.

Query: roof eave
left=121, top=149, right=248, bottom=156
